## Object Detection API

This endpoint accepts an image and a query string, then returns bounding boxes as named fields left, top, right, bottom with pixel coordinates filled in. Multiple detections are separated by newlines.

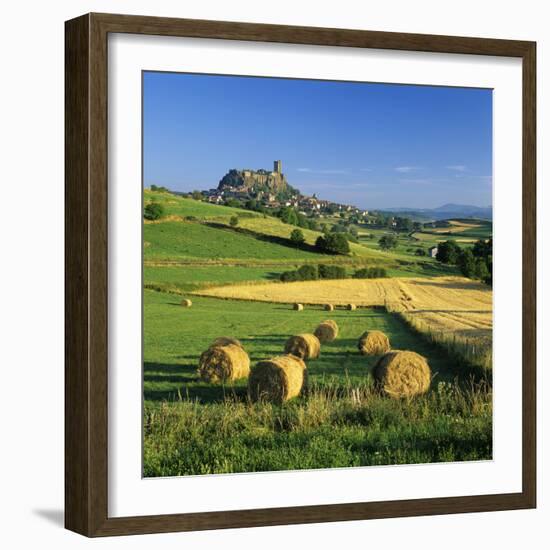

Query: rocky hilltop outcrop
left=217, top=160, right=298, bottom=200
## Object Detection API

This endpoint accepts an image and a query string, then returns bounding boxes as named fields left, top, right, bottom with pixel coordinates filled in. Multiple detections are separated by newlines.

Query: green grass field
left=144, top=221, right=333, bottom=262
left=145, top=189, right=248, bottom=219
left=142, top=193, right=493, bottom=476
left=144, top=291, right=492, bottom=475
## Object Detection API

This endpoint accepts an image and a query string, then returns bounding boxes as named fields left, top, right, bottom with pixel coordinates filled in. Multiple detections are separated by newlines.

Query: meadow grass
left=144, top=377, right=492, bottom=476
left=144, top=221, right=330, bottom=261
left=144, top=265, right=286, bottom=293
left=143, top=290, right=492, bottom=475
left=144, top=190, right=248, bottom=219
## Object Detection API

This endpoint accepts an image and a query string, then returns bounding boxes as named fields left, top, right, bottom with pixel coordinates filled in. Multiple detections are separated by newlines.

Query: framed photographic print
left=65, top=13, right=536, bottom=537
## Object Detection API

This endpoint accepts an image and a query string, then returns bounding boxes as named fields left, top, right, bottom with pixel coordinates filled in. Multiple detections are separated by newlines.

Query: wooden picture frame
left=65, top=12, right=536, bottom=537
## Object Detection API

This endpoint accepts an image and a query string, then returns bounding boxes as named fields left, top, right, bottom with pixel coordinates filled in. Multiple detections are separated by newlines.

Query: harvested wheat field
left=197, top=276, right=492, bottom=368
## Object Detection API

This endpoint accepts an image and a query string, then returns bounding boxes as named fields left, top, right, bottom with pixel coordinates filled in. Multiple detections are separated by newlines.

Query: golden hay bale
left=211, top=336, right=243, bottom=349
left=284, top=333, right=321, bottom=360
left=198, top=344, right=250, bottom=383
left=181, top=299, right=192, bottom=307
left=358, top=330, right=391, bottom=355
left=324, top=304, right=334, bottom=311
left=373, top=350, right=431, bottom=398
left=346, top=304, right=357, bottom=311
left=293, top=303, right=304, bottom=311
left=314, top=320, right=339, bottom=343
left=248, top=354, right=307, bottom=403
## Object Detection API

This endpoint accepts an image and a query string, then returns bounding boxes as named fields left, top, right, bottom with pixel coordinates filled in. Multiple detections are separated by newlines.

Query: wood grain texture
left=521, top=42, right=537, bottom=508
left=65, top=13, right=91, bottom=535
left=65, top=12, right=537, bottom=537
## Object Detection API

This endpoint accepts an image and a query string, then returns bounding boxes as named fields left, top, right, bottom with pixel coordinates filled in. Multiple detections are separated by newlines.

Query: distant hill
left=381, top=203, right=492, bottom=221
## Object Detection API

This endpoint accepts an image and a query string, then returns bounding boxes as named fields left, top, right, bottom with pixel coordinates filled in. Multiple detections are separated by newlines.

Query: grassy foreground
left=143, top=291, right=492, bottom=476
left=144, top=381, right=491, bottom=476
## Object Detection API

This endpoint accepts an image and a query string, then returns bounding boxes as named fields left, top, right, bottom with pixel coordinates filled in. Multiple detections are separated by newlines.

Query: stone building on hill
left=217, top=160, right=291, bottom=197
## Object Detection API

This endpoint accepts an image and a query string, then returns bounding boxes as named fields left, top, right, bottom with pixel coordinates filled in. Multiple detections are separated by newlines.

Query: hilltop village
left=201, top=160, right=369, bottom=218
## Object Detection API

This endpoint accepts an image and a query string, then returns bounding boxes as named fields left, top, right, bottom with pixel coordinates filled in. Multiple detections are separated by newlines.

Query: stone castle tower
left=218, top=160, right=289, bottom=193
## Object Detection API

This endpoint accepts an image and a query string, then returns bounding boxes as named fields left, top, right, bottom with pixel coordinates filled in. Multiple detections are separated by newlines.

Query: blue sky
left=143, top=72, right=492, bottom=209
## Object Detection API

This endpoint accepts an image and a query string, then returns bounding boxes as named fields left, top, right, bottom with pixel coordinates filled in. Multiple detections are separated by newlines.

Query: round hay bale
left=346, top=304, right=357, bottom=311
left=248, top=354, right=307, bottom=403
left=180, top=299, right=192, bottom=307
left=373, top=350, right=431, bottom=398
left=211, top=336, right=243, bottom=349
left=293, top=303, right=304, bottom=311
left=284, top=333, right=320, bottom=360
left=324, top=304, right=334, bottom=311
left=198, top=344, right=250, bottom=383
left=314, top=320, right=339, bottom=343
left=358, top=330, right=391, bottom=355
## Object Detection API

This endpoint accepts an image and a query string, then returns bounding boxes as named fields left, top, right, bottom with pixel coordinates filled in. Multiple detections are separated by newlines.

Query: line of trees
left=279, top=264, right=387, bottom=282
left=371, top=212, right=422, bottom=233
left=436, top=239, right=492, bottom=285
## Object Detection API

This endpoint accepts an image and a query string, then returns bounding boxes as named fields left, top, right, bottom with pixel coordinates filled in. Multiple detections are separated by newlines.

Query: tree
left=143, top=202, right=164, bottom=221
left=296, top=213, right=309, bottom=228
left=484, top=257, right=493, bottom=286
left=278, top=206, right=299, bottom=226
left=280, top=270, right=300, bottom=282
left=191, top=190, right=203, bottom=201
left=457, top=248, right=476, bottom=278
left=318, top=264, right=347, bottom=279
left=378, top=234, right=398, bottom=250
left=245, top=199, right=259, bottom=211
left=296, top=264, right=318, bottom=280
left=315, top=233, right=350, bottom=255
left=473, top=238, right=493, bottom=259
left=436, top=240, right=461, bottom=264
left=474, top=257, right=490, bottom=281
left=353, top=267, right=388, bottom=279
left=229, top=215, right=239, bottom=227
left=307, top=219, right=320, bottom=232
left=395, top=217, right=414, bottom=232
left=290, top=228, right=305, bottom=247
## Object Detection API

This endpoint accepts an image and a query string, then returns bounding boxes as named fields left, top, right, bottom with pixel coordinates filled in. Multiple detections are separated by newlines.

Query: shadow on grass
left=144, top=362, right=248, bottom=403
left=204, top=221, right=323, bottom=255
